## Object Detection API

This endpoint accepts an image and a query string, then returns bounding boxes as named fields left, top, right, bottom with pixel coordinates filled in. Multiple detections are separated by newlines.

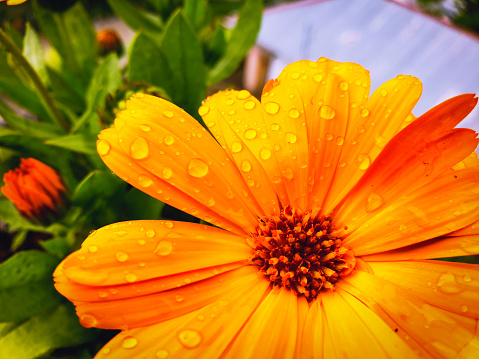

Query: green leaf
left=22, top=23, right=48, bottom=86
left=0, top=199, right=45, bottom=233
left=107, top=0, right=163, bottom=38
left=0, top=78, right=51, bottom=121
left=208, top=0, right=263, bottom=85
left=160, top=10, right=207, bottom=116
left=39, top=237, right=71, bottom=258
left=34, top=2, right=97, bottom=87
left=73, top=53, right=122, bottom=133
left=0, top=303, right=97, bottom=359
left=204, top=25, right=227, bottom=67
left=0, top=99, right=64, bottom=140
left=46, top=66, right=85, bottom=114
left=128, top=32, right=173, bottom=97
left=10, top=230, right=28, bottom=252
left=0, top=250, right=62, bottom=322
left=184, top=0, right=208, bottom=29
left=44, top=133, right=96, bottom=155
left=125, top=187, right=164, bottom=220
left=72, top=170, right=125, bottom=206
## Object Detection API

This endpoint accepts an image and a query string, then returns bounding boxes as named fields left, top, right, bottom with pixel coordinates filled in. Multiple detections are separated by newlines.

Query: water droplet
left=241, top=160, right=252, bottom=172
left=437, top=272, right=465, bottom=294
left=164, top=134, right=175, bottom=146
left=265, top=102, right=280, bottom=115
left=130, top=137, right=149, bottom=159
left=156, top=349, right=169, bottom=358
left=300, top=162, right=307, bottom=169
left=198, top=105, right=209, bottom=116
left=336, top=136, right=344, bottom=145
left=339, top=81, right=348, bottom=91
left=453, top=211, right=462, bottom=216
left=282, top=168, right=294, bottom=180
left=138, top=174, right=153, bottom=187
left=125, top=273, right=138, bottom=282
left=228, top=110, right=236, bottom=115
left=260, top=147, right=272, bottom=160
left=325, top=133, right=334, bottom=141
left=288, top=108, right=300, bottom=118
left=99, top=291, right=108, bottom=298
left=139, top=124, right=151, bottom=132
left=177, top=329, right=202, bottom=349
left=80, top=313, right=98, bottom=327
left=358, top=155, right=371, bottom=170
left=175, top=294, right=184, bottom=302
left=319, top=105, right=335, bottom=119
left=273, top=176, right=281, bottom=184
left=461, top=304, right=468, bottom=312
left=207, top=121, right=215, bottom=128
left=146, top=229, right=155, bottom=238
left=237, top=90, right=250, bottom=100
left=188, top=158, right=209, bottom=178
left=89, top=245, right=98, bottom=253
left=313, top=74, right=323, bottom=83
left=366, top=193, right=384, bottom=212
left=231, top=142, right=243, bottom=153
left=138, top=239, right=146, bottom=245
left=286, top=132, right=297, bottom=144
left=360, top=108, right=370, bottom=117
left=244, top=100, right=256, bottom=110
left=122, top=337, right=138, bottom=349
left=226, top=98, right=235, bottom=105
left=380, top=88, right=388, bottom=97
left=338, top=160, right=346, bottom=168
left=97, top=139, right=111, bottom=157
left=163, top=110, right=174, bottom=118
left=165, top=221, right=174, bottom=229
left=116, top=251, right=128, bottom=262
left=155, top=241, right=173, bottom=256
left=162, top=167, right=173, bottom=180
left=205, top=197, right=215, bottom=207
left=271, top=123, right=280, bottom=131
left=291, top=72, right=300, bottom=79
left=244, top=129, right=257, bottom=139
left=463, top=274, right=472, bottom=282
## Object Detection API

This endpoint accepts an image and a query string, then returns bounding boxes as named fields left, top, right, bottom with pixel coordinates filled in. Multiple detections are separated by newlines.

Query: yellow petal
left=223, top=288, right=304, bottom=358
left=343, top=270, right=479, bottom=358
left=94, top=270, right=270, bottom=358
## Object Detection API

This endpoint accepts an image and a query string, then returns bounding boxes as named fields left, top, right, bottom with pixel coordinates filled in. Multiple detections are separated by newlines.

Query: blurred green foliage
left=0, top=0, right=263, bottom=357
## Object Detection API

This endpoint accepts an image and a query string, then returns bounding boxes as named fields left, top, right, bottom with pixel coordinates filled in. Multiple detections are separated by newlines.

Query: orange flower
left=54, top=58, right=479, bottom=358
left=0, top=0, right=27, bottom=5
left=96, top=29, right=123, bottom=56
left=2, top=158, right=65, bottom=219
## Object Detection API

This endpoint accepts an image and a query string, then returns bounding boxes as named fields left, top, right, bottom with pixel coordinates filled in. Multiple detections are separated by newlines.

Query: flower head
left=55, top=58, right=479, bottom=358
left=96, top=29, right=123, bottom=56
left=2, top=158, right=65, bottom=219
left=0, top=0, right=27, bottom=5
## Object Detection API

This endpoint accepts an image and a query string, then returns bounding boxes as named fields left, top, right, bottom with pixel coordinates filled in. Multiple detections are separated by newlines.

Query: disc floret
left=251, top=206, right=356, bottom=301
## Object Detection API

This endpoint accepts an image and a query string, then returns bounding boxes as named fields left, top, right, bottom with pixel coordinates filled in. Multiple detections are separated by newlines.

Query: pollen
left=250, top=205, right=356, bottom=301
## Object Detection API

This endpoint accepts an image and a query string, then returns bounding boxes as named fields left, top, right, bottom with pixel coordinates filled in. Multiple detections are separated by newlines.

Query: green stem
left=0, top=27, right=69, bottom=132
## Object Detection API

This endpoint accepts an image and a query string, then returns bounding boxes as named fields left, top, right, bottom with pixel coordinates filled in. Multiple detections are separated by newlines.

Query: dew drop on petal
left=156, top=349, right=169, bottom=358
left=265, top=102, right=280, bottom=115
left=313, top=74, right=323, bottom=83
left=116, top=251, right=128, bottom=262
left=130, top=137, right=149, bottom=160
left=319, top=105, right=335, bottom=119
left=198, top=105, right=209, bottom=116
left=241, top=160, right=252, bottom=172
left=358, top=155, right=371, bottom=170
left=205, top=197, right=215, bottom=207
left=436, top=272, right=465, bottom=294
left=461, top=305, right=468, bottom=312
left=339, top=81, right=348, bottom=91
left=139, top=124, right=151, bottom=132
left=162, top=167, right=173, bottom=180
left=89, top=245, right=98, bottom=253
left=366, top=193, right=384, bottom=213
left=164, top=134, right=175, bottom=146
left=155, top=240, right=173, bottom=256
left=177, top=329, right=203, bottom=349
left=325, top=133, right=334, bottom=141
left=288, top=108, right=300, bottom=119
left=286, top=132, right=297, bottom=144
left=271, top=123, right=280, bottom=131
left=97, top=139, right=111, bottom=157
left=336, top=136, right=344, bottom=145
left=360, top=108, right=370, bottom=117
left=244, top=100, right=256, bottom=110
left=260, top=147, right=272, bottom=160
left=125, top=273, right=138, bottom=283
left=244, top=129, right=257, bottom=139
left=80, top=313, right=98, bottom=327
left=231, top=142, right=243, bottom=153
left=122, top=337, right=138, bottom=349
left=175, top=294, right=184, bottom=302
left=380, top=88, right=388, bottom=97
left=237, top=90, right=250, bottom=100
left=146, top=229, right=155, bottom=238
left=138, top=174, right=153, bottom=187
left=188, top=158, right=209, bottom=178
left=165, top=221, right=174, bottom=229
left=163, top=110, right=174, bottom=118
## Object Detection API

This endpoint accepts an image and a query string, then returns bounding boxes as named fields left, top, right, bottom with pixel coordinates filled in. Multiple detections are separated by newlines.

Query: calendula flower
left=2, top=158, right=65, bottom=219
left=0, top=0, right=27, bottom=5
left=96, top=29, right=123, bottom=56
left=54, top=58, right=479, bottom=358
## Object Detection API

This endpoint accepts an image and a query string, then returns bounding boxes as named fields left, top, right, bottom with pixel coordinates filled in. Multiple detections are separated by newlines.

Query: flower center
left=250, top=206, right=356, bottom=301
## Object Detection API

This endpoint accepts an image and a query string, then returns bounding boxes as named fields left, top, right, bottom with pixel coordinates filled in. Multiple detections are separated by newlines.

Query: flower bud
left=96, top=29, right=123, bottom=56
left=1, top=158, right=66, bottom=220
